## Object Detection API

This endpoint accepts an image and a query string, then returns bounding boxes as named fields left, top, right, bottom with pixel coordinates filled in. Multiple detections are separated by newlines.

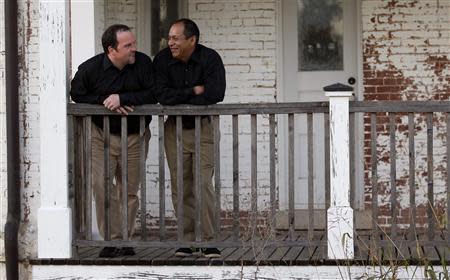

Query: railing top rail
left=350, top=101, right=450, bottom=113
left=67, top=101, right=450, bottom=116
left=67, top=102, right=329, bottom=116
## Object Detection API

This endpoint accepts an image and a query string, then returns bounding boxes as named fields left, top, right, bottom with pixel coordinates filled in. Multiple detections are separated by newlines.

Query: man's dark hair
left=171, top=18, right=200, bottom=44
left=102, top=24, right=131, bottom=53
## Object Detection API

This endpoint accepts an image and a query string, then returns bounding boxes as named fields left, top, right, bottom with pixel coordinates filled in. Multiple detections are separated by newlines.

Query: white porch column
left=325, top=83, right=354, bottom=260
left=38, top=0, right=72, bottom=258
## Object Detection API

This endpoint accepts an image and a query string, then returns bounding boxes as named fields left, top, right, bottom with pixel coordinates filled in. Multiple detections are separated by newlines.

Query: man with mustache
left=153, top=18, right=226, bottom=258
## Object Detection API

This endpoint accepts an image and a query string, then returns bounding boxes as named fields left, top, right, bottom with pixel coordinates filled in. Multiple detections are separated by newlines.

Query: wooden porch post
left=325, top=83, right=354, bottom=260
left=37, top=0, right=71, bottom=258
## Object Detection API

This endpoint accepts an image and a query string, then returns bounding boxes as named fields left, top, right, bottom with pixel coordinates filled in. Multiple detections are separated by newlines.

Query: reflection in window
left=151, top=0, right=179, bottom=56
left=297, top=0, right=343, bottom=71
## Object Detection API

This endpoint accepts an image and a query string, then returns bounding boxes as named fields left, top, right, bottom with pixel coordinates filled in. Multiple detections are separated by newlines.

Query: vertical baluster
left=159, top=116, right=166, bottom=240
left=176, top=116, right=184, bottom=241
left=74, top=117, right=83, bottom=239
left=389, top=113, right=397, bottom=240
left=85, top=116, right=92, bottom=240
left=194, top=116, right=202, bottom=242
left=371, top=113, right=378, bottom=241
left=269, top=114, right=276, bottom=237
left=251, top=114, right=258, bottom=233
left=121, top=116, right=128, bottom=241
left=139, top=116, right=147, bottom=241
left=213, top=116, right=221, bottom=239
left=288, top=113, right=295, bottom=240
left=103, top=116, right=111, bottom=241
left=80, top=118, right=86, bottom=237
left=427, top=113, right=434, bottom=240
left=232, top=115, right=240, bottom=240
left=68, top=116, right=79, bottom=257
left=409, top=113, right=416, bottom=240
left=349, top=113, right=356, bottom=217
left=307, top=113, right=314, bottom=241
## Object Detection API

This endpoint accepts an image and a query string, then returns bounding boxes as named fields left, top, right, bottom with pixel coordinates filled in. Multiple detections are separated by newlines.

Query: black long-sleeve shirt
left=70, top=51, right=156, bottom=134
left=153, top=44, right=226, bottom=128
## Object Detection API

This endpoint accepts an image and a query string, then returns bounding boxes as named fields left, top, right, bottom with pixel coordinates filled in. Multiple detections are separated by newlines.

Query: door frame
left=276, top=0, right=366, bottom=214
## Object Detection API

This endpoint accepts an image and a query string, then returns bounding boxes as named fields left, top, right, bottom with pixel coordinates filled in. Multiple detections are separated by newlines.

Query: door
left=279, top=0, right=358, bottom=221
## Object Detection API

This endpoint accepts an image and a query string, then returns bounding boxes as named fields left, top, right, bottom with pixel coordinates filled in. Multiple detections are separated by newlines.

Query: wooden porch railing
left=67, top=100, right=450, bottom=261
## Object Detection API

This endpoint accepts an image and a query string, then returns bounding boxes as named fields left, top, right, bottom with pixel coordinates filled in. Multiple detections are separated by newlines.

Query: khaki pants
left=164, top=117, right=216, bottom=241
left=91, top=124, right=150, bottom=240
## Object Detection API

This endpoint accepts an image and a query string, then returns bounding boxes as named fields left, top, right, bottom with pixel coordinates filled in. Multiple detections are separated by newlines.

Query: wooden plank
left=176, top=116, right=184, bottom=241
left=371, top=113, right=379, bottom=242
left=349, top=112, right=355, bottom=212
left=269, top=114, right=276, bottom=236
left=422, top=245, right=440, bottom=261
left=350, top=101, right=450, bottom=113
left=397, top=232, right=412, bottom=261
left=69, top=101, right=450, bottom=116
left=213, top=115, right=221, bottom=239
left=427, top=113, right=434, bottom=240
left=251, top=114, right=257, bottom=232
left=232, top=115, right=240, bottom=240
left=265, top=232, right=291, bottom=264
left=68, top=102, right=330, bottom=116
left=224, top=246, right=252, bottom=264
left=121, top=116, right=129, bottom=240
left=139, top=117, right=147, bottom=241
left=296, top=232, right=325, bottom=262
left=72, top=117, right=82, bottom=240
left=158, top=115, right=166, bottom=240
left=288, top=114, right=295, bottom=240
left=85, top=116, right=92, bottom=240
left=194, top=116, right=202, bottom=242
left=103, top=116, right=111, bottom=240
left=409, top=113, right=417, bottom=240
left=355, top=231, right=371, bottom=261
left=307, top=113, right=314, bottom=241
left=389, top=113, right=397, bottom=240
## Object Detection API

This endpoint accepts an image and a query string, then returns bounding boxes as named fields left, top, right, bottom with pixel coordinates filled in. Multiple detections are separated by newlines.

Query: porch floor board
left=31, top=230, right=449, bottom=266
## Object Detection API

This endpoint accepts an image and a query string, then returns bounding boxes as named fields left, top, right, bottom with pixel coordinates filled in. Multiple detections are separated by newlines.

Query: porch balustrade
left=66, top=100, right=450, bottom=264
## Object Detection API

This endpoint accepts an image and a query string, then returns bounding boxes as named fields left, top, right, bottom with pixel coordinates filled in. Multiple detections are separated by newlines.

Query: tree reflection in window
left=298, top=0, right=343, bottom=71
left=151, top=0, right=179, bottom=56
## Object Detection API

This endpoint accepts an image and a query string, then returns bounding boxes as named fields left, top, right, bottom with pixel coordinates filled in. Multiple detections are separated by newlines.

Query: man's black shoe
left=202, top=248, right=221, bottom=258
left=175, top=247, right=193, bottom=257
left=121, top=247, right=136, bottom=256
left=98, top=247, right=122, bottom=258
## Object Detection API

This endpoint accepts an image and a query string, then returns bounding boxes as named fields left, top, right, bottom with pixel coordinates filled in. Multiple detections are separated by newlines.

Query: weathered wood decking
left=31, top=230, right=449, bottom=266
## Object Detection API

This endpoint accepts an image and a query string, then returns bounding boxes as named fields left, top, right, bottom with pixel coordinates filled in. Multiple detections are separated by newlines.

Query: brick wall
left=362, top=0, right=450, bottom=229
left=188, top=0, right=277, bottom=211
left=105, top=0, right=137, bottom=30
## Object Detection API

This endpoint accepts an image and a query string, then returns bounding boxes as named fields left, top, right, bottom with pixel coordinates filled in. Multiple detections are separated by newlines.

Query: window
left=297, top=0, right=343, bottom=71
left=137, top=0, right=185, bottom=57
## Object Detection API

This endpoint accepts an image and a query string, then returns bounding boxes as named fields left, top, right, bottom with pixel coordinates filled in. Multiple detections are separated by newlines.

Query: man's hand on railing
left=193, top=85, right=205, bottom=95
left=103, top=93, right=134, bottom=115
left=114, top=105, right=134, bottom=115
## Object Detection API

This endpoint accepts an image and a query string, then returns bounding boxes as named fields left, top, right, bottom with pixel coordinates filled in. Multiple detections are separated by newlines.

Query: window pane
left=297, top=0, right=343, bottom=71
left=151, top=0, right=179, bottom=56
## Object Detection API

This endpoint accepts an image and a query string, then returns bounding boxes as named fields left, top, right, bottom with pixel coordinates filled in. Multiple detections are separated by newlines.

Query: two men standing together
left=70, top=19, right=225, bottom=258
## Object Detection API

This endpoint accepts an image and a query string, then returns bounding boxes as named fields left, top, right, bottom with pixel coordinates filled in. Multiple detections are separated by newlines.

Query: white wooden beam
left=38, top=0, right=72, bottom=258
left=325, top=85, right=354, bottom=261
left=70, top=0, right=103, bottom=75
